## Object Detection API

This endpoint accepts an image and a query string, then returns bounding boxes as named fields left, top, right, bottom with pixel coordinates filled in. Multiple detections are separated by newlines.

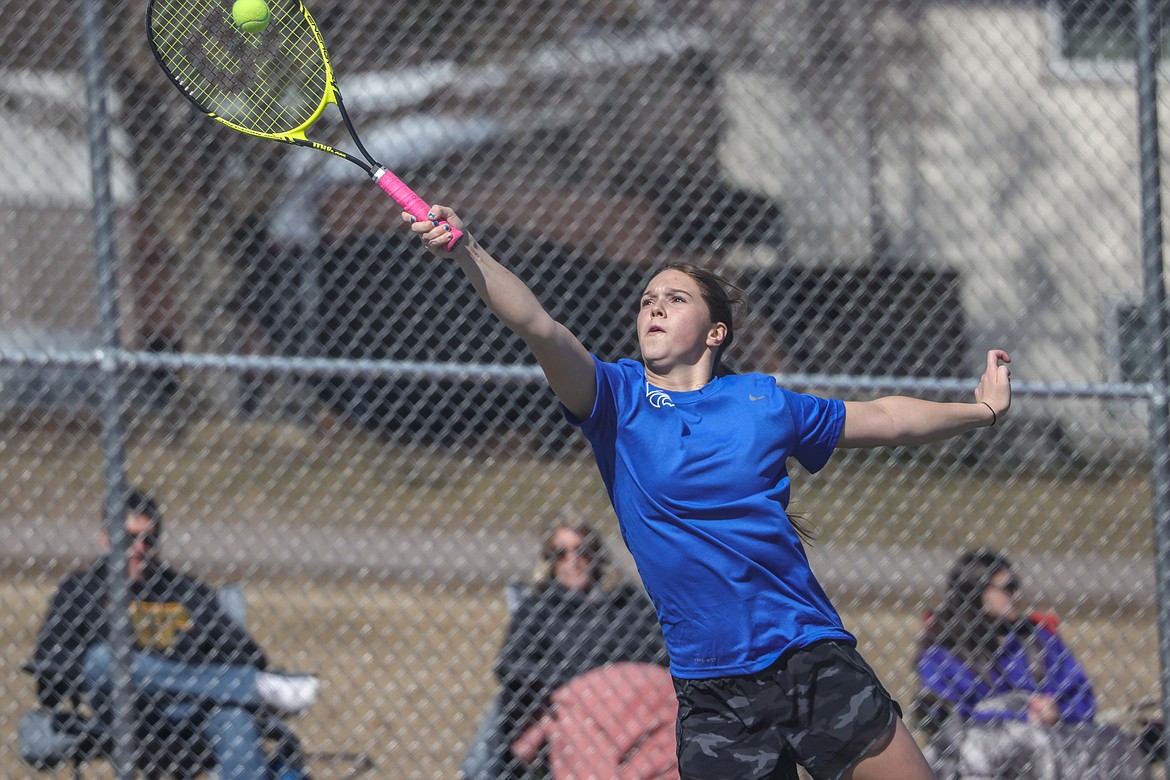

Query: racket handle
left=373, top=168, right=463, bottom=250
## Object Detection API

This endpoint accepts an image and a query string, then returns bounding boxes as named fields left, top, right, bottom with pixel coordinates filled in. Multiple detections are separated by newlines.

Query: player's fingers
left=419, top=223, right=454, bottom=254
left=986, top=349, right=1012, bottom=391
left=986, top=348, right=1010, bottom=373
left=404, top=212, right=433, bottom=239
left=975, top=349, right=1012, bottom=416
left=427, top=204, right=464, bottom=230
left=401, top=210, right=451, bottom=232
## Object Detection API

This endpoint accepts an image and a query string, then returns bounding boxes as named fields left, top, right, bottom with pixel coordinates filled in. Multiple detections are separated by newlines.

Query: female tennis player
left=405, top=206, right=1010, bottom=780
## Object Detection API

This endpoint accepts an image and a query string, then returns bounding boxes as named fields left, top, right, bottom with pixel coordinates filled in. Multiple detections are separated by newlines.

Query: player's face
left=637, top=270, right=723, bottom=371
left=981, top=569, right=1022, bottom=621
left=550, top=528, right=595, bottom=592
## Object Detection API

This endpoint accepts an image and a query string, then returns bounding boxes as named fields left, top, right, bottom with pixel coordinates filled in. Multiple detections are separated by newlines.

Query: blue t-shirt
left=567, top=356, right=853, bottom=678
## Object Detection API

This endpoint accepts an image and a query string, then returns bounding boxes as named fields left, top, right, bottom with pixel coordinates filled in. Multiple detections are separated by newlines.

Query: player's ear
left=707, top=322, right=728, bottom=348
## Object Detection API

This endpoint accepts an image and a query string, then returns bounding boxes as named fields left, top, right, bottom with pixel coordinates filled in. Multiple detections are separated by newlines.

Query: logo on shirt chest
left=129, top=601, right=192, bottom=651
left=645, top=383, right=675, bottom=408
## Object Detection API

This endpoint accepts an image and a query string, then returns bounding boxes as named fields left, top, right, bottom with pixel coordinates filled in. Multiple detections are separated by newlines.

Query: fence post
left=1134, top=2, right=1170, bottom=773
left=82, top=0, right=133, bottom=776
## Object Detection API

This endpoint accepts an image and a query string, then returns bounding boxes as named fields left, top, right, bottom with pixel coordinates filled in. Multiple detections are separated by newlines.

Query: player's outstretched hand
left=976, top=349, right=1011, bottom=422
left=403, top=204, right=466, bottom=256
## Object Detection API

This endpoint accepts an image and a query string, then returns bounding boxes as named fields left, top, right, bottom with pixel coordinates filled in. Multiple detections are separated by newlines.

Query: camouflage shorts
left=672, top=640, right=901, bottom=780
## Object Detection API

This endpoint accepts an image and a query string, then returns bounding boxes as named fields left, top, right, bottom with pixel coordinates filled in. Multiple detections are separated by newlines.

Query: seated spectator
left=32, top=488, right=319, bottom=780
left=462, top=513, right=668, bottom=780
left=915, top=548, right=1149, bottom=779
left=917, top=548, right=1095, bottom=727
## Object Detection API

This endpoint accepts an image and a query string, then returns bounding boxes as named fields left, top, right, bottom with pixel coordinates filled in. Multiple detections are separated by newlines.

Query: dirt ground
left=1, top=574, right=1159, bottom=779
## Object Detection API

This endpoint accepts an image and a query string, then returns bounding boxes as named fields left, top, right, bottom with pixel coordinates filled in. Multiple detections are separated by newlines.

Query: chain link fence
left=1, top=0, right=1166, bottom=777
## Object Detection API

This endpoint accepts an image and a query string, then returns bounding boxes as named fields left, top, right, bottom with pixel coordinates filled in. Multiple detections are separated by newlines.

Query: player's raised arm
left=405, top=206, right=597, bottom=420
left=839, top=349, right=1011, bottom=448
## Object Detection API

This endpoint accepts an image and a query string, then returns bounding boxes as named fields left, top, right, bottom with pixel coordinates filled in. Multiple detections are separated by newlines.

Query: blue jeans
left=83, top=644, right=304, bottom=780
left=461, top=695, right=506, bottom=780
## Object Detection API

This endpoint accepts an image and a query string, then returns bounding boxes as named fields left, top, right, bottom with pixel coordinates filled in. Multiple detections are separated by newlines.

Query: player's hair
left=645, top=262, right=743, bottom=377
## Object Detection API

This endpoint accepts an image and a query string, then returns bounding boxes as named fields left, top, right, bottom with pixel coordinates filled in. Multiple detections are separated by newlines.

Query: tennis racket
left=146, top=0, right=462, bottom=249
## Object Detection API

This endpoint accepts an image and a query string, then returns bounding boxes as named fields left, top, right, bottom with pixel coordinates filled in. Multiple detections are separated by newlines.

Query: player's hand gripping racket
left=146, top=0, right=461, bottom=248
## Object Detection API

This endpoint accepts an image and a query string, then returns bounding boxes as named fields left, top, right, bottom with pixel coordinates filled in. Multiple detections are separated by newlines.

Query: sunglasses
left=126, top=530, right=160, bottom=549
left=551, top=544, right=595, bottom=561
left=989, top=577, right=1022, bottom=595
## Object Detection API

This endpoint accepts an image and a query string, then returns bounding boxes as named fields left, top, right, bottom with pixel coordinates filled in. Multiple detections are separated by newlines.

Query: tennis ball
left=232, top=0, right=270, bottom=34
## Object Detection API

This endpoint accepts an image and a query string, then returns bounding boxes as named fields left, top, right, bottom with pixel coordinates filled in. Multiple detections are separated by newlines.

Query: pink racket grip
left=374, top=168, right=463, bottom=250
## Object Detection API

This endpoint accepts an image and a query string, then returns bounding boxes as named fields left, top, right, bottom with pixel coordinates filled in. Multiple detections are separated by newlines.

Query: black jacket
left=494, top=581, right=667, bottom=745
left=33, top=556, right=267, bottom=708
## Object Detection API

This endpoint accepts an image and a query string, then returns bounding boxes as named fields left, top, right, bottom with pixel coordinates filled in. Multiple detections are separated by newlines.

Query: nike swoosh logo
left=749, top=394, right=765, bottom=401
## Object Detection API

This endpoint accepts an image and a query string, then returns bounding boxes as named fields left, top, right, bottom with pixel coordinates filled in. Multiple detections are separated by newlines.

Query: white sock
left=255, top=672, right=320, bottom=714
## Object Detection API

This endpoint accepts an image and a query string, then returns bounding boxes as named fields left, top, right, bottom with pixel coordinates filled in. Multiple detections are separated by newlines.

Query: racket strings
left=149, top=0, right=329, bottom=137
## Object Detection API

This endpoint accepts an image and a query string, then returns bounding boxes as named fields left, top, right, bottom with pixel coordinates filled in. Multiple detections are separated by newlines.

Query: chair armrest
left=512, top=712, right=553, bottom=764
